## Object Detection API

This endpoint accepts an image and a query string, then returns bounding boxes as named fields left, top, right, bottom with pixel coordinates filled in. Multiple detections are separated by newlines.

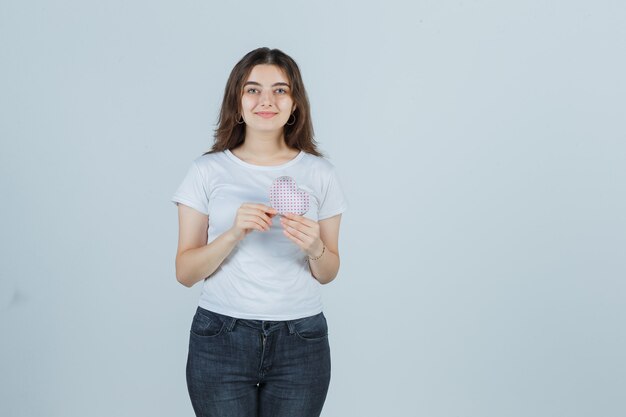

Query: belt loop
left=226, top=317, right=237, bottom=332
left=286, top=320, right=295, bottom=335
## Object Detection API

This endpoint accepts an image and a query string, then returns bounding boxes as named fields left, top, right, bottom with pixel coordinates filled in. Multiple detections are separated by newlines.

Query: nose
left=259, top=89, right=274, bottom=106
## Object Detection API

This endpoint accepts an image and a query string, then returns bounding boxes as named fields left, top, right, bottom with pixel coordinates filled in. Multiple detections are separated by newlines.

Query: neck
left=240, top=129, right=290, bottom=158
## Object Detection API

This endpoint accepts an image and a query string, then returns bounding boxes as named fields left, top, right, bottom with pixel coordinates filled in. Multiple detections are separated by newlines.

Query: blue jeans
left=186, top=306, right=331, bottom=417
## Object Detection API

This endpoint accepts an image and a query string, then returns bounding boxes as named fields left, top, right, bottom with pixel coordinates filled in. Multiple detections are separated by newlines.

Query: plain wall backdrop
left=1, top=0, right=625, bottom=416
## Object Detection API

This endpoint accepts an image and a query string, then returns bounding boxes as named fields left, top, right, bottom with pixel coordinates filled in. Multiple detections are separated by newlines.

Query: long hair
left=203, top=47, right=324, bottom=157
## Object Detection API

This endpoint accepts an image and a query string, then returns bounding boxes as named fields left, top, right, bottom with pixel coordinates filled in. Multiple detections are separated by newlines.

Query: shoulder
left=301, top=151, right=337, bottom=172
left=192, top=150, right=229, bottom=171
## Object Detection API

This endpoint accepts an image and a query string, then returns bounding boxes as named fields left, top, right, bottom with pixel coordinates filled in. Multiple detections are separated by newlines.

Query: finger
left=281, top=217, right=301, bottom=232
left=242, top=206, right=275, bottom=227
left=283, top=227, right=305, bottom=245
left=244, top=203, right=278, bottom=215
left=259, top=210, right=274, bottom=227
left=256, top=206, right=277, bottom=226
left=283, top=212, right=314, bottom=227
left=280, top=216, right=296, bottom=231
left=244, top=215, right=270, bottom=231
left=283, top=222, right=314, bottom=242
left=281, top=217, right=317, bottom=237
left=246, top=221, right=266, bottom=232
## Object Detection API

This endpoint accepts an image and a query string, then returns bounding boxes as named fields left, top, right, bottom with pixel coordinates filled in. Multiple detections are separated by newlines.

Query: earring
left=236, top=114, right=245, bottom=124
left=286, top=113, right=296, bottom=126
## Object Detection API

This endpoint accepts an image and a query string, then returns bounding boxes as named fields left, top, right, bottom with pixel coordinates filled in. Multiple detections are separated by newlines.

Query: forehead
left=245, top=64, right=289, bottom=83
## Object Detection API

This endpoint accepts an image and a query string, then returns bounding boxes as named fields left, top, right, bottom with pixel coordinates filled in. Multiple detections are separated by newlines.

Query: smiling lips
left=256, top=112, right=278, bottom=119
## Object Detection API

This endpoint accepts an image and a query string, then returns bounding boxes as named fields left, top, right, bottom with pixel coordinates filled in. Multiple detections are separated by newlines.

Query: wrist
left=224, top=228, right=242, bottom=243
left=308, top=242, right=326, bottom=261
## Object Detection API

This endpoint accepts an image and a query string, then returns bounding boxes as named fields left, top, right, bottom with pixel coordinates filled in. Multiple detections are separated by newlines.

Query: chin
left=249, top=125, right=286, bottom=133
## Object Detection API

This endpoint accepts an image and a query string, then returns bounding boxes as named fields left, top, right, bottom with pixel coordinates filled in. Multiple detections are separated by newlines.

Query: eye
left=246, top=88, right=259, bottom=94
left=275, top=88, right=288, bottom=94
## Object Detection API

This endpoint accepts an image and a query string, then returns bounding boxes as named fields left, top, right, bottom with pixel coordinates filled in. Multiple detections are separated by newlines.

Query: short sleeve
left=318, top=167, right=349, bottom=220
left=171, top=160, right=209, bottom=215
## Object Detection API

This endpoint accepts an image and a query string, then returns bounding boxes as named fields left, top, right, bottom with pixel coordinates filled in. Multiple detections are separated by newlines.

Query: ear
left=292, top=104, right=297, bottom=113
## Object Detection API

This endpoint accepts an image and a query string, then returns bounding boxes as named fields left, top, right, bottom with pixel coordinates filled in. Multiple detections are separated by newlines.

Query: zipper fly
left=259, top=333, right=267, bottom=373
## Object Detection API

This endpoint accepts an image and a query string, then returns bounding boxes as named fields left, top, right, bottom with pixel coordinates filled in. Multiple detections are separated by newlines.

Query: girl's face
left=240, top=64, right=296, bottom=133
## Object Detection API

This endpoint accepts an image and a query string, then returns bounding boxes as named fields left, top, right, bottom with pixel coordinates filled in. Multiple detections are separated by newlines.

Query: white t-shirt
left=171, top=149, right=349, bottom=320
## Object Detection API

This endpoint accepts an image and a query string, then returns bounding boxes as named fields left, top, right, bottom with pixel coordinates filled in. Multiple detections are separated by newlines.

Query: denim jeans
left=186, top=306, right=331, bottom=417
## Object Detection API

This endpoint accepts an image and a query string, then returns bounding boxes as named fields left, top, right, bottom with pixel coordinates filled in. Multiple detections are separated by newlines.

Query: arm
left=175, top=202, right=277, bottom=287
left=308, top=214, right=342, bottom=284
left=174, top=204, right=239, bottom=288
left=280, top=212, right=343, bottom=285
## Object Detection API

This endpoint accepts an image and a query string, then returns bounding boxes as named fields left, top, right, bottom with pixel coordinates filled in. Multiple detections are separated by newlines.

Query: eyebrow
left=243, top=81, right=291, bottom=88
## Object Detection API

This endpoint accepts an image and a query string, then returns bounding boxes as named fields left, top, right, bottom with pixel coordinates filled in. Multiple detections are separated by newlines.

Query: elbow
left=176, top=274, right=192, bottom=288
left=175, top=270, right=192, bottom=287
left=321, top=256, right=340, bottom=284
left=317, top=271, right=338, bottom=285
left=176, top=266, right=208, bottom=288
left=175, top=258, right=193, bottom=288
left=321, top=274, right=338, bottom=285
left=174, top=255, right=193, bottom=288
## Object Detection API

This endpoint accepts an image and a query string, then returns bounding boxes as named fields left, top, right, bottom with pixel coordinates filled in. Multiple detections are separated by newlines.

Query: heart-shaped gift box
left=269, top=176, right=310, bottom=215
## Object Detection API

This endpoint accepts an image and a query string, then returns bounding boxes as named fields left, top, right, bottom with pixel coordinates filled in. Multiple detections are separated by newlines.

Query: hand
left=228, top=203, right=278, bottom=242
left=280, top=212, right=324, bottom=258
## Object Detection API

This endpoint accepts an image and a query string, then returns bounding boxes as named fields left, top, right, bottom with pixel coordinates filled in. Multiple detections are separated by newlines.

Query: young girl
left=171, top=47, right=348, bottom=417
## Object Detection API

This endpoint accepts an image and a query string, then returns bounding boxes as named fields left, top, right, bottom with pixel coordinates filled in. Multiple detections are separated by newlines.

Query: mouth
left=255, top=112, right=278, bottom=119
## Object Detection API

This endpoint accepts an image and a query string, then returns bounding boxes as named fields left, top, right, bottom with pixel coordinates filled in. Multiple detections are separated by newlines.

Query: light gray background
left=1, top=1, right=624, bottom=416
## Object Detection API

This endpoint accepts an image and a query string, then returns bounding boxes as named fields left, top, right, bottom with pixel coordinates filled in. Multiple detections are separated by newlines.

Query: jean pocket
left=190, top=309, right=225, bottom=338
left=293, top=312, right=328, bottom=341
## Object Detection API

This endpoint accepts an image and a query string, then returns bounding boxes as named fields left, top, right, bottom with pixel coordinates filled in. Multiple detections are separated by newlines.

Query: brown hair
left=203, top=47, right=324, bottom=158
